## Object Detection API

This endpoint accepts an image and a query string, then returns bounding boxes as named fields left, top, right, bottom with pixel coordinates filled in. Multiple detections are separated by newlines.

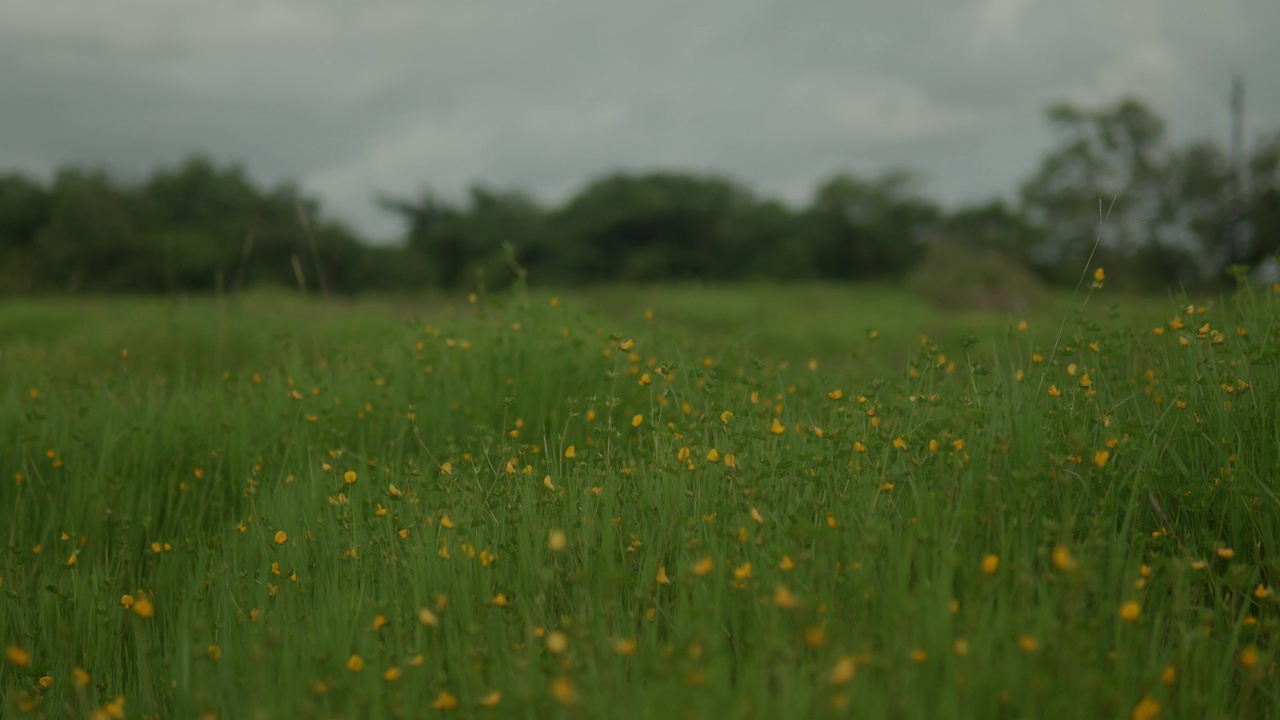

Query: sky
left=2, top=0, right=1277, bottom=242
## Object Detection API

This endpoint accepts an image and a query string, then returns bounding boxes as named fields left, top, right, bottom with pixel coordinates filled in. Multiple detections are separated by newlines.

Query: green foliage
left=1020, top=96, right=1279, bottom=288
left=807, top=171, right=942, bottom=279
left=1, top=286, right=1277, bottom=718
left=905, top=240, right=1049, bottom=313
left=1, top=95, right=1279, bottom=295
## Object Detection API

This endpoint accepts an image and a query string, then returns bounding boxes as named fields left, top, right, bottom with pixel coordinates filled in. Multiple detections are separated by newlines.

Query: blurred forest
left=2, top=96, right=1278, bottom=297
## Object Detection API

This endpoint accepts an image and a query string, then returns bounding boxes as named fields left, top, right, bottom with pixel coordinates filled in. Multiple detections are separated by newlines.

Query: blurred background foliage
left=1, top=95, right=1277, bottom=300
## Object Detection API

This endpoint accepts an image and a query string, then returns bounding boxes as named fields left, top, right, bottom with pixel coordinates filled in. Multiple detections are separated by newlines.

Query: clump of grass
left=1, top=279, right=1277, bottom=719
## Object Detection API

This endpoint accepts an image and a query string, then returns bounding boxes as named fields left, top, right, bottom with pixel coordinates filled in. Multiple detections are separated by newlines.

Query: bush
left=906, top=238, right=1049, bottom=312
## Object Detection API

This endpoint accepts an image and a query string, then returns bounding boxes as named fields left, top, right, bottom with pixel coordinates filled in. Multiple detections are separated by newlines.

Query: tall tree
left=0, top=173, right=54, bottom=292
left=1019, top=97, right=1174, bottom=283
left=806, top=171, right=940, bottom=280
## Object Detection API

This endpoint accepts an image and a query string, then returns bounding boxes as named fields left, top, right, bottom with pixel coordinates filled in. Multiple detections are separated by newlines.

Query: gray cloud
left=2, top=0, right=1277, bottom=241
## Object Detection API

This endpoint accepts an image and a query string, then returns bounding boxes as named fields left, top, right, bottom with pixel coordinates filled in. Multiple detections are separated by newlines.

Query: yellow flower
left=480, top=691, right=502, bottom=707
left=133, top=596, right=154, bottom=619
left=1239, top=647, right=1259, bottom=669
left=547, top=529, right=567, bottom=552
left=545, top=631, right=569, bottom=653
left=619, top=339, right=634, bottom=351
left=692, top=557, right=714, bottom=576
left=631, top=414, right=644, bottom=428
left=1216, top=547, right=1235, bottom=559
left=706, top=448, right=720, bottom=462
left=909, top=649, right=928, bottom=663
left=806, top=628, right=827, bottom=648
left=418, top=607, right=439, bottom=626
left=828, top=656, right=856, bottom=685
left=1161, top=665, right=1176, bottom=685
left=1018, top=636, right=1039, bottom=653
left=5, top=645, right=30, bottom=667
left=773, top=585, right=799, bottom=609
left=432, top=690, right=459, bottom=710
left=344, top=470, right=358, bottom=484
left=207, top=645, right=222, bottom=660
left=491, top=593, right=509, bottom=607
left=1048, top=384, right=1061, bottom=397
left=1052, top=545, right=1077, bottom=572
left=1254, top=584, right=1272, bottom=599
left=733, top=562, right=752, bottom=583
left=549, top=677, right=578, bottom=705
left=656, top=566, right=671, bottom=585
left=1093, top=450, right=1110, bottom=469
left=720, top=410, right=733, bottom=424
left=74, top=667, right=90, bottom=687
left=892, top=437, right=907, bottom=450
left=981, top=554, right=999, bottom=574
left=346, top=654, right=364, bottom=672
left=1119, top=601, right=1141, bottom=621
left=383, top=666, right=402, bottom=681
left=1131, top=696, right=1160, bottom=720
left=612, top=638, right=637, bottom=656
left=769, top=418, right=785, bottom=435
left=1093, top=267, right=1105, bottom=282
left=827, top=389, right=843, bottom=400
left=779, top=555, right=794, bottom=571
left=274, top=531, right=288, bottom=545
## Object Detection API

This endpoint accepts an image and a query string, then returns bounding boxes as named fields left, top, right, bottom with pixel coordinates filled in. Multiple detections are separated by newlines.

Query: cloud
left=1, top=0, right=1276, bottom=241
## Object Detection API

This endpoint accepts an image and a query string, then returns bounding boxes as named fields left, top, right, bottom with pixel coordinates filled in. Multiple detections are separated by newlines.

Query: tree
left=0, top=173, right=54, bottom=292
left=1245, top=132, right=1280, bottom=269
left=34, top=168, right=159, bottom=292
left=1020, top=97, right=1176, bottom=284
left=806, top=171, right=940, bottom=280
left=938, top=199, right=1043, bottom=263
left=548, top=172, right=753, bottom=283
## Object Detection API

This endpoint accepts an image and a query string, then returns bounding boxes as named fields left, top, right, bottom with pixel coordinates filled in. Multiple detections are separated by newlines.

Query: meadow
left=1, top=278, right=1277, bottom=719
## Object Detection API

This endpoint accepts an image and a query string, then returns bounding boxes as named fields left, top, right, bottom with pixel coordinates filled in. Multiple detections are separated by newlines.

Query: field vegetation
left=2, top=278, right=1277, bottom=719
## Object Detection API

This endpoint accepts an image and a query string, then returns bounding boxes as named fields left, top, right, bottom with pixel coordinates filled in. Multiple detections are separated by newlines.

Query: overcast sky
left=2, top=0, right=1277, bottom=242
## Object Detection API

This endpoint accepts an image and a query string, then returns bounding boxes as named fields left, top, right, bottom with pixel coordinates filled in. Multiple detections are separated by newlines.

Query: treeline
left=1, top=96, right=1278, bottom=295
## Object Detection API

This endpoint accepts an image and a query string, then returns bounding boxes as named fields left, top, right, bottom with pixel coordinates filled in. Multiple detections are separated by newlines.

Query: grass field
left=1, top=280, right=1277, bottom=719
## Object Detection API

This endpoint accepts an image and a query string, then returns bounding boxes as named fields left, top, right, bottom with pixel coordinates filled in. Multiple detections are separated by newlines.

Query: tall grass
left=1, top=280, right=1276, bottom=719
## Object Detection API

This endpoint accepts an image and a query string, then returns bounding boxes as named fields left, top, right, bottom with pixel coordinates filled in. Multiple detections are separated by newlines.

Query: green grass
left=1, top=282, right=1277, bottom=719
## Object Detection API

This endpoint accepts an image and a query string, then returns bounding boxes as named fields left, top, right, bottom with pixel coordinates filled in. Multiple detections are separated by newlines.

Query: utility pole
left=1229, top=74, right=1245, bottom=266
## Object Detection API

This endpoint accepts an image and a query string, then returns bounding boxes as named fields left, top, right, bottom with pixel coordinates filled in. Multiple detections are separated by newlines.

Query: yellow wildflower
left=1119, top=601, right=1141, bottom=621
left=432, top=690, right=459, bottom=710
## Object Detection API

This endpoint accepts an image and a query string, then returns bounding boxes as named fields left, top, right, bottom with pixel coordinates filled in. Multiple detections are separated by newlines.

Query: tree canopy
left=1, top=95, right=1276, bottom=295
